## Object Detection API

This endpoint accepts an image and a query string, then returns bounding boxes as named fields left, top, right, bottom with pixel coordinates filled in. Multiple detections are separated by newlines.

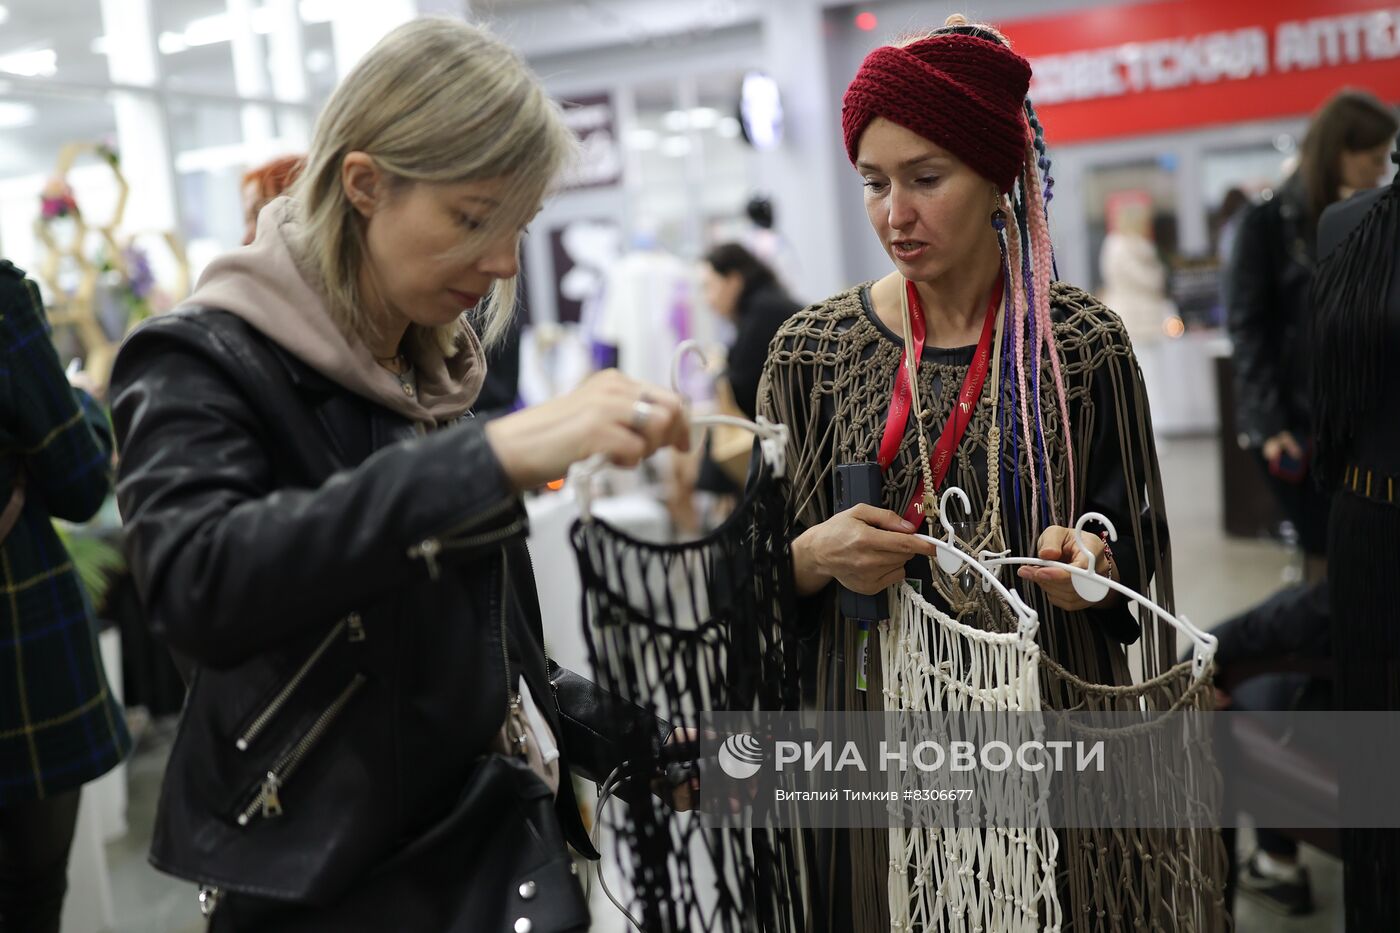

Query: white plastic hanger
left=669, top=338, right=789, bottom=480
left=568, top=341, right=791, bottom=522
left=935, top=486, right=1218, bottom=680
left=911, top=487, right=1040, bottom=641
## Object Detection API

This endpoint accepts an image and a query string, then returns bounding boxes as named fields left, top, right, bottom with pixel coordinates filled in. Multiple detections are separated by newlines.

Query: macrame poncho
left=757, top=280, right=1227, bottom=932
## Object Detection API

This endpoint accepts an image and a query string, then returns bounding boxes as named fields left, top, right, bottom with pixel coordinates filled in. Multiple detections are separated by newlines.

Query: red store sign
left=1002, top=0, right=1400, bottom=144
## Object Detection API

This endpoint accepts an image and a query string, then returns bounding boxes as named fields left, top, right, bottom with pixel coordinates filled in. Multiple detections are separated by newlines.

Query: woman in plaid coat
left=0, top=258, right=131, bottom=932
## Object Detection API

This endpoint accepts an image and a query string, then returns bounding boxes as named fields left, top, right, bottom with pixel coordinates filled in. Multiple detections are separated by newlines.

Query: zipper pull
left=198, top=886, right=222, bottom=917
left=508, top=692, right=529, bottom=756
left=260, top=771, right=283, bottom=818
left=408, top=538, right=442, bottom=581
left=346, top=612, right=366, bottom=643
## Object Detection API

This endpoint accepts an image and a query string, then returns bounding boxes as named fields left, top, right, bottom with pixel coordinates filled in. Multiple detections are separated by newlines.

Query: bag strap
left=0, top=470, right=27, bottom=544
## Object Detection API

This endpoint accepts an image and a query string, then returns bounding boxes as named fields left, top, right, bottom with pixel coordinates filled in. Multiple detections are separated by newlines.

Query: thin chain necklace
left=376, top=353, right=416, bottom=397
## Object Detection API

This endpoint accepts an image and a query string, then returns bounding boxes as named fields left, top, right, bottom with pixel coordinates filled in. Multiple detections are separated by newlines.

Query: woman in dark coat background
left=696, top=243, right=799, bottom=496
left=1222, top=90, right=1396, bottom=912
left=1311, top=131, right=1400, bottom=932
left=1228, top=89, right=1397, bottom=567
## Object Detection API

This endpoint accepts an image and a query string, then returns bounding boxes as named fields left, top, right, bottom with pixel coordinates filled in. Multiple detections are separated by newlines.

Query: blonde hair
left=290, top=18, right=575, bottom=353
left=895, top=13, right=1011, bottom=49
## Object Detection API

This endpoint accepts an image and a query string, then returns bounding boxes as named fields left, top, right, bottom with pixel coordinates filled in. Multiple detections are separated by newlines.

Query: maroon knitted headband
left=842, top=34, right=1032, bottom=193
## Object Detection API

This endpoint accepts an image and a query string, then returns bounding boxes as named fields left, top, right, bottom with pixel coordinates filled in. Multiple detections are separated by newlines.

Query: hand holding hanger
left=936, top=488, right=1218, bottom=680
left=1017, top=524, right=1120, bottom=612
left=485, top=368, right=689, bottom=492
left=569, top=344, right=790, bottom=522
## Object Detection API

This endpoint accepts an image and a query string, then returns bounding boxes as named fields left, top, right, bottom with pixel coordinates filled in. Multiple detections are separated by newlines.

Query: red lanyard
left=877, top=278, right=1002, bottom=526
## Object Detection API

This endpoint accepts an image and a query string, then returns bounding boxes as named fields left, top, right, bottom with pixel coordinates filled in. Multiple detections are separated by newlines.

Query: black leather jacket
left=1226, top=175, right=1316, bottom=447
left=110, top=309, right=652, bottom=929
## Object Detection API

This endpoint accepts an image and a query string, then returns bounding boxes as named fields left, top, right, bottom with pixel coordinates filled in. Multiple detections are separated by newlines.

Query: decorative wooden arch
left=33, top=141, right=190, bottom=388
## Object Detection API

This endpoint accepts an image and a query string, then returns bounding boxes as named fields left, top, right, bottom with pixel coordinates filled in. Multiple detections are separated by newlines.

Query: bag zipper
left=236, top=672, right=368, bottom=827
left=235, top=614, right=356, bottom=751
left=197, top=885, right=221, bottom=917
left=407, top=499, right=522, bottom=581
left=499, top=548, right=528, bottom=756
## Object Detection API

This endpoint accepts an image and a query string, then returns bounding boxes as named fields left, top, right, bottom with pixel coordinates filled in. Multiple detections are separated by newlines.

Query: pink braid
left=1005, top=202, right=1038, bottom=527
left=1023, top=138, right=1076, bottom=521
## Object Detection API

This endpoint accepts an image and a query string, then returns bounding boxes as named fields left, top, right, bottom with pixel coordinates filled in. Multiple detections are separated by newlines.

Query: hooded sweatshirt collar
left=175, top=197, right=487, bottom=428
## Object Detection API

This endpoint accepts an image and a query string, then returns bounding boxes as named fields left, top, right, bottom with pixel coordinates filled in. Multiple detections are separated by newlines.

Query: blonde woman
left=110, top=19, right=688, bottom=931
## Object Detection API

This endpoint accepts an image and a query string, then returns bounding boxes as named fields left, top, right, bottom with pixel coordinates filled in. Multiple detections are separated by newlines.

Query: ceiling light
left=0, top=101, right=37, bottom=129
left=662, top=110, right=689, bottom=132
left=182, top=13, right=234, bottom=47
left=625, top=128, right=659, bottom=151
left=0, top=49, right=57, bottom=78
left=660, top=136, right=692, bottom=158
left=688, top=107, right=719, bottom=129
left=299, top=0, right=335, bottom=23
left=158, top=32, right=189, bottom=55
left=251, top=7, right=278, bottom=33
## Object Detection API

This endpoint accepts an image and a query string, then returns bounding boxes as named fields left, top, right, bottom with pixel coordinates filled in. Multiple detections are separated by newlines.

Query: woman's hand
left=654, top=726, right=700, bottom=811
left=1262, top=430, right=1303, bottom=467
left=484, top=369, right=690, bottom=492
left=791, top=504, right=939, bottom=598
left=1017, top=525, right=1120, bottom=612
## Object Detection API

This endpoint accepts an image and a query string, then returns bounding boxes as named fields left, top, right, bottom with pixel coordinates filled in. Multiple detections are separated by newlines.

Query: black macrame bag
left=570, top=462, right=808, bottom=933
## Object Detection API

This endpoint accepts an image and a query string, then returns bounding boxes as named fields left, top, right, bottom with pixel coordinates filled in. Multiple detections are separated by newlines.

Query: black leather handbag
left=207, top=754, right=590, bottom=932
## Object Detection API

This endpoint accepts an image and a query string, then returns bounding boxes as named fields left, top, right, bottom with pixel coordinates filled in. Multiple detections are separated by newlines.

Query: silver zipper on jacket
left=197, top=886, right=221, bottom=917
left=407, top=498, right=524, bottom=581
left=236, top=673, right=368, bottom=827
left=235, top=615, right=355, bottom=751
left=498, top=546, right=535, bottom=758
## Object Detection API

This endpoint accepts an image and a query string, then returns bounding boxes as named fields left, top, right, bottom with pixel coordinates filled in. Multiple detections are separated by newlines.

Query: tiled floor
left=94, top=435, right=1342, bottom=932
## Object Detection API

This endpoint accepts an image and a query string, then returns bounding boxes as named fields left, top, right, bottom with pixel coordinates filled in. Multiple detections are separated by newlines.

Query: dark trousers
left=0, top=790, right=81, bottom=933
left=1231, top=672, right=1332, bottom=859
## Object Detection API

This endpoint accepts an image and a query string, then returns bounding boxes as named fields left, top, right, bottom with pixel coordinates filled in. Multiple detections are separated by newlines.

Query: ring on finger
left=630, top=399, right=656, bottom=430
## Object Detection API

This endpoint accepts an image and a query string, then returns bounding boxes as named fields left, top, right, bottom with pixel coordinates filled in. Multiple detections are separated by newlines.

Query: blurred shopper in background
left=240, top=155, right=305, bottom=247
left=1229, top=89, right=1396, bottom=568
left=740, top=194, right=804, bottom=298
left=1222, top=88, right=1397, bottom=915
left=1098, top=192, right=1177, bottom=418
left=696, top=242, right=799, bottom=495
left=1311, top=126, right=1400, bottom=932
left=110, top=19, right=689, bottom=931
left=0, top=260, right=131, bottom=933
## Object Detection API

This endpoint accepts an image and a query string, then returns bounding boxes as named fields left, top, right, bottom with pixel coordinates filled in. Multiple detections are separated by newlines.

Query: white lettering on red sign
left=1029, top=8, right=1400, bottom=105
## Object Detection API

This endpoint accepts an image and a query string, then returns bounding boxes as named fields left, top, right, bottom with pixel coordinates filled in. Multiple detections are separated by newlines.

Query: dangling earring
left=991, top=206, right=1007, bottom=230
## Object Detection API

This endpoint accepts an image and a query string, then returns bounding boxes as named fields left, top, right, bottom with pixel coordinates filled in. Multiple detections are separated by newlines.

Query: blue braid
left=1019, top=190, right=1052, bottom=528
left=1024, top=99, right=1061, bottom=281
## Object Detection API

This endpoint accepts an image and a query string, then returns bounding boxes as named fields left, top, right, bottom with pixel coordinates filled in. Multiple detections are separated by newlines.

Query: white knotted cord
left=881, top=583, right=1062, bottom=933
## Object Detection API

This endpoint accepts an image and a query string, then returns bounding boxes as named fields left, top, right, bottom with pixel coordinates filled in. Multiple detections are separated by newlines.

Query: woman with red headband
left=758, top=16, right=1224, bottom=930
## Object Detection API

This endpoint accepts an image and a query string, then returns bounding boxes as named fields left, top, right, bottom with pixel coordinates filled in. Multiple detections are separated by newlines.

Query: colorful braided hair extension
left=993, top=106, right=1074, bottom=529
left=931, top=19, right=1075, bottom=530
